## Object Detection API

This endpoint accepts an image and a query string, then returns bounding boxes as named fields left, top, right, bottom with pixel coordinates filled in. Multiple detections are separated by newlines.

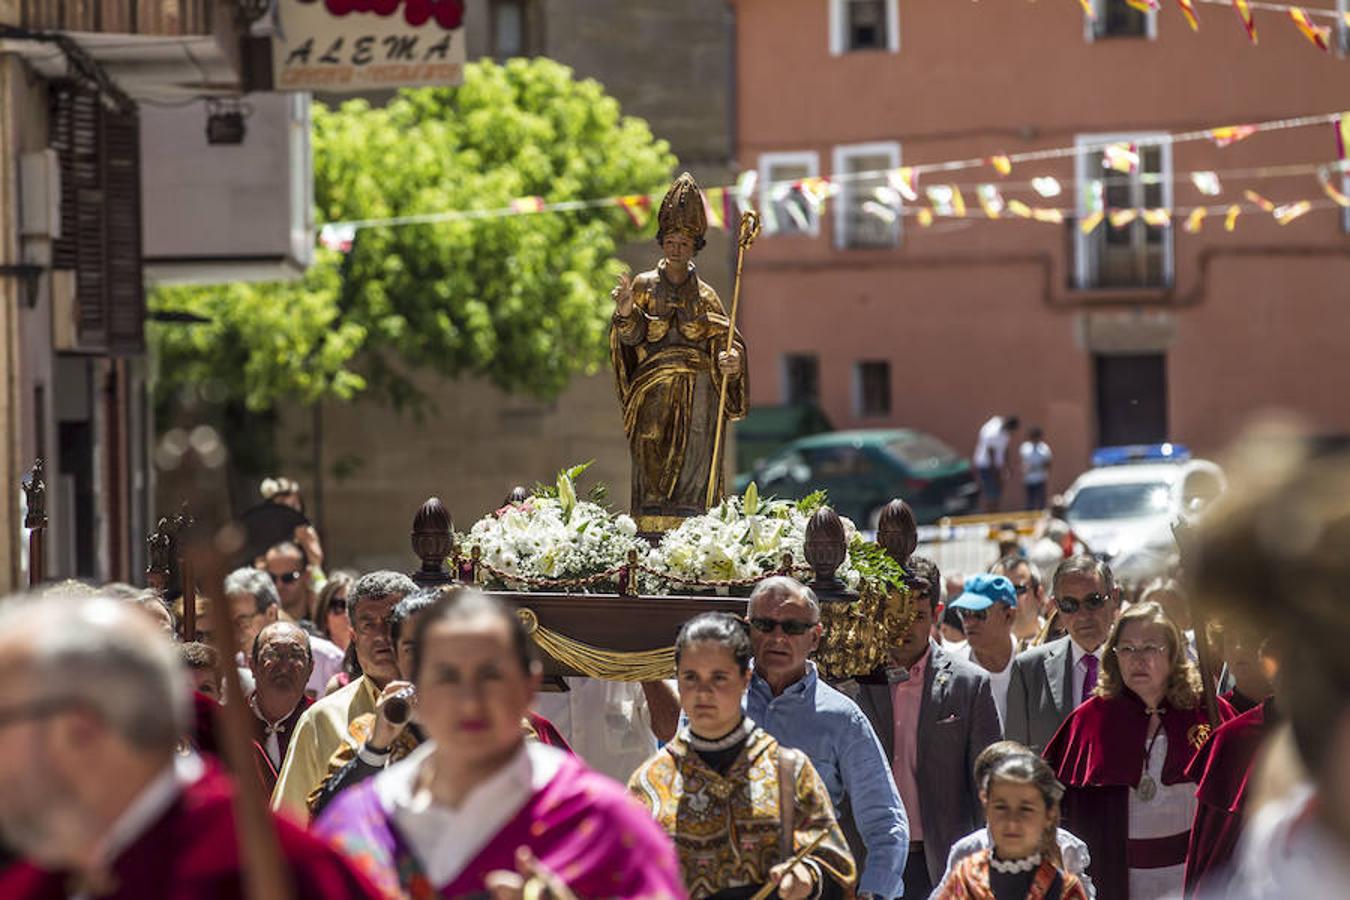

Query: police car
left=1062, top=444, right=1225, bottom=584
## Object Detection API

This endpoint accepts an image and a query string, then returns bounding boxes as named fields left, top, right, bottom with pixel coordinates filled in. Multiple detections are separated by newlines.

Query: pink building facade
left=734, top=0, right=1350, bottom=494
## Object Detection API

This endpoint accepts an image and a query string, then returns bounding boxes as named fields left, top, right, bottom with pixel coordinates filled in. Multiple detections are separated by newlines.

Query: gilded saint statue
left=610, top=173, right=748, bottom=533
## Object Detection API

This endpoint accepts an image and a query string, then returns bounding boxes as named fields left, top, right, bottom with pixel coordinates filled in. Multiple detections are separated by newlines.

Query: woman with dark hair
left=629, top=612, right=855, bottom=899
left=313, top=589, right=682, bottom=899
left=935, top=752, right=1089, bottom=899
left=1042, top=602, right=1233, bottom=899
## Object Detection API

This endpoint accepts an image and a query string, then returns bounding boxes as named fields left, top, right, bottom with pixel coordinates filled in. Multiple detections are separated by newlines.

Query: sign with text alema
left=272, top=0, right=466, bottom=91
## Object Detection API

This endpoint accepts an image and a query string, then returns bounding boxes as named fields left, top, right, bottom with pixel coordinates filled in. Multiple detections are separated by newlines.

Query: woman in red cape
left=1042, top=602, right=1233, bottom=900
left=1181, top=697, right=1275, bottom=896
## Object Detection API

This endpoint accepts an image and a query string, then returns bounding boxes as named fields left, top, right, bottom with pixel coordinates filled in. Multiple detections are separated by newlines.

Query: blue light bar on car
left=1092, top=443, right=1191, bottom=467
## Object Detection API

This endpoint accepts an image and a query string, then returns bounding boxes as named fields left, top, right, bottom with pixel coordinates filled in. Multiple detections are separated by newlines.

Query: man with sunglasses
left=948, top=574, right=1019, bottom=730
left=260, top=541, right=315, bottom=622
left=745, top=576, right=908, bottom=899
left=1004, top=555, right=1121, bottom=753
left=991, top=554, right=1047, bottom=650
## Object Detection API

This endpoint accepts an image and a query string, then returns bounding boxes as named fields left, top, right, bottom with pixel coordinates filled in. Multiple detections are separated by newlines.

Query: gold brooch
left=1188, top=723, right=1213, bottom=750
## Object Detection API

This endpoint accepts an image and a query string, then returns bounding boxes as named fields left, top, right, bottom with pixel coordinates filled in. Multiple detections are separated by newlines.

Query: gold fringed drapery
left=515, top=608, right=676, bottom=682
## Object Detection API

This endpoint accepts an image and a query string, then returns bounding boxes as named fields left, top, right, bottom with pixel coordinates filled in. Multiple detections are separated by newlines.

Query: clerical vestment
left=627, top=726, right=855, bottom=899
left=313, top=741, right=684, bottom=899
left=610, top=261, right=747, bottom=524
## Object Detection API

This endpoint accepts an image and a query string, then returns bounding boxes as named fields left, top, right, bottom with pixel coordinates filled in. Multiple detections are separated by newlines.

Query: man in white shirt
left=972, top=414, right=1020, bottom=512
left=948, top=574, right=1019, bottom=729
left=531, top=677, right=679, bottom=783
left=1004, top=555, right=1121, bottom=752
left=1019, top=426, right=1052, bottom=511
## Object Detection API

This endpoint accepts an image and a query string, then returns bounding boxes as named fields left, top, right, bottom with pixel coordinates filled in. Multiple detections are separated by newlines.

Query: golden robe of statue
left=610, top=174, right=748, bottom=531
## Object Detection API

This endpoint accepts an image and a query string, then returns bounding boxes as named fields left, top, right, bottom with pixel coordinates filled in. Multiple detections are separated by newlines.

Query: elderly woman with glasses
left=1042, top=601, right=1234, bottom=900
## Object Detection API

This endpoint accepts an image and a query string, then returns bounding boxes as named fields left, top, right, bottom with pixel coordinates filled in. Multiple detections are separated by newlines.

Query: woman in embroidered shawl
left=936, top=752, right=1088, bottom=900
left=628, top=613, right=855, bottom=899
left=1041, top=603, right=1233, bottom=900
left=313, top=590, right=684, bottom=899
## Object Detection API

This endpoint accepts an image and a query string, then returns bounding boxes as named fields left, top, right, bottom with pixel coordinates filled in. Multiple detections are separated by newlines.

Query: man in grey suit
left=842, top=556, right=1002, bottom=899
left=1004, top=555, right=1121, bottom=753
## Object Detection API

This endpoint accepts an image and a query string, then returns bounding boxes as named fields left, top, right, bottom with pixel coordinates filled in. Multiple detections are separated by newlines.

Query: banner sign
left=272, top=0, right=466, bottom=91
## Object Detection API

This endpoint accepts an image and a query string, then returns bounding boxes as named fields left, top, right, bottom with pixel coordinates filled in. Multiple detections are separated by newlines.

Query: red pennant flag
left=1232, top=0, right=1257, bottom=44
left=1176, top=0, right=1200, bottom=31
left=1244, top=190, right=1276, bottom=213
left=1335, top=113, right=1350, bottom=160
left=618, top=194, right=653, bottom=228
left=1289, top=8, right=1331, bottom=51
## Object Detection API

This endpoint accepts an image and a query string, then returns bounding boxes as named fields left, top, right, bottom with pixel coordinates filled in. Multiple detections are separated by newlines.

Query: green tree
left=151, top=57, right=677, bottom=427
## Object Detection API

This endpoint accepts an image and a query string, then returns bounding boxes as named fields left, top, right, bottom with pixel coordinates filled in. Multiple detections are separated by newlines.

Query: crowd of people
left=0, top=451, right=1344, bottom=900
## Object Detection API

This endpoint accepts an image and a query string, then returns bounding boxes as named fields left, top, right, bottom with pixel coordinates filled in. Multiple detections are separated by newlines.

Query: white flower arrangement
left=644, top=483, right=863, bottom=594
left=458, top=468, right=646, bottom=591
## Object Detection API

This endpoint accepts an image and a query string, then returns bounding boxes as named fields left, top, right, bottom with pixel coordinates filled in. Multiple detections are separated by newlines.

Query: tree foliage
left=151, top=58, right=677, bottom=413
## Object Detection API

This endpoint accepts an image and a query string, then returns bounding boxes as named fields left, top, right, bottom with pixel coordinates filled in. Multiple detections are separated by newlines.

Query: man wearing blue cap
left=949, top=574, right=1019, bottom=731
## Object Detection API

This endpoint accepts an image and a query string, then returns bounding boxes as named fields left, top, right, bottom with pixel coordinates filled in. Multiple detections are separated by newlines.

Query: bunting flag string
left=1063, top=0, right=1350, bottom=49
left=319, top=110, right=1348, bottom=241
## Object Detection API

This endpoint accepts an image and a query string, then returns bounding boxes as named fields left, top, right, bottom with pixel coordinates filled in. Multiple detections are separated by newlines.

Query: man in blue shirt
left=745, top=576, right=909, bottom=898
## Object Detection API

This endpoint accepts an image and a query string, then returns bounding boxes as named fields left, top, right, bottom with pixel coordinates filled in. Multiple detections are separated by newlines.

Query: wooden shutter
left=50, top=81, right=145, bottom=355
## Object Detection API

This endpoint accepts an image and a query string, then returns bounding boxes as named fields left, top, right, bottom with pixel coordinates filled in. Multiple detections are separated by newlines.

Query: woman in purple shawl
left=313, top=590, right=685, bottom=899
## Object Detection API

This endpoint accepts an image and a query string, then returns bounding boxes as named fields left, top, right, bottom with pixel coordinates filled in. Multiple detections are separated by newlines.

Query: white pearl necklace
left=989, top=851, right=1042, bottom=874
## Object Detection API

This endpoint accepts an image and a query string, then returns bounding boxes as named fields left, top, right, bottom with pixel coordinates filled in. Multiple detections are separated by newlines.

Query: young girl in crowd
left=935, top=752, right=1089, bottom=900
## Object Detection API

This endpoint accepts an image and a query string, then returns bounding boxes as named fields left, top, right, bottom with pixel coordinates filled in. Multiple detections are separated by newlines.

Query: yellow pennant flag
left=1225, top=205, right=1241, bottom=231
left=1274, top=201, right=1312, bottom=225
left=1289, top=8, right=1331, bottom=51
left=1109, top=209, right=1140, bottom=228
left=1142, top=209, right=1172, bottom=227
left=1232, top=0, right=1257, bottom=45
left=1080, top=210, right=1105, bottom=235
left=917, top=208, right=934, bottom=228
left=703, top=187, right=728, bottom=230
left=990, top=155, right=1012, bottom=177
left=1319, top=170, right=1350, bottom=207
left=1210, top=124, right=1257, bottom=147
left=1032, top=209, right=1065, bottom=224
left=1079, top=0, right=1096, bottom=20
left=1007, top=200, right=1033, bottom=218
left=1184, top=208, right=1207, bottom=233
left=1177, top=0, right=1200, bottom=31
left=1335, top=113, right=1350, bottom=161
left=618, top=194, right=653, bottom=228
left=1125, top=0, right=1159, bottom=11
left=951, top=187, right=968, bottom=218
left=1243, top=190, right=1276, bottom=212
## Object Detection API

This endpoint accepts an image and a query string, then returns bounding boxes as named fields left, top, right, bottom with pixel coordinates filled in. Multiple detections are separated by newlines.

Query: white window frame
left=852, top=360, right=891, bottom=418
left=758, top=151, right=822, bottom=238
left=1339, top=0, right=1350, bottom=57
left=829, top=0, right=900, bottom=56
left=832, top=141, right=902, bottom=250
left=1074, top=132, right=1174, bottom=290
left=1084, top=0, right=1158, bottom=42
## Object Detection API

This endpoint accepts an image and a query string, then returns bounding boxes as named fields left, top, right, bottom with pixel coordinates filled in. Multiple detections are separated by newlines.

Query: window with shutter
left=49, top=81, right=145, bottom=355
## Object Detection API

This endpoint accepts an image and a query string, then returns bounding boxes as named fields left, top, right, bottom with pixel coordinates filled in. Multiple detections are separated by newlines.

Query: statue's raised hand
left=611, top=272, right=635, bottom=317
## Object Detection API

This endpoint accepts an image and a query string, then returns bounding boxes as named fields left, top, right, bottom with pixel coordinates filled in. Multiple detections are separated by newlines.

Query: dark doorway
left=59, top=421, right=96, bottom=578
left=1095, top=353, right=1167, bottom=446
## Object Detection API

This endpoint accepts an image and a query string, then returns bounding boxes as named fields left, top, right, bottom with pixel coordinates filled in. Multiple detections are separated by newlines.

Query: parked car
left=1062, top=443, right=1225, bottom=584
left=733, top=429, right=979, bottom=526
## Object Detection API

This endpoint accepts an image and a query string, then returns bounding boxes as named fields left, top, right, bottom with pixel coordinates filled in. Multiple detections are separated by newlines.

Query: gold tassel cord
left=516, top=609, right=675, bottom=681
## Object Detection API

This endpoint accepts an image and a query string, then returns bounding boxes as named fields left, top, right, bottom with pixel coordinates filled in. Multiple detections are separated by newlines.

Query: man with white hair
left=0, top=590, right=378, bottom=898
left=745, top=576, right=909, bottom=899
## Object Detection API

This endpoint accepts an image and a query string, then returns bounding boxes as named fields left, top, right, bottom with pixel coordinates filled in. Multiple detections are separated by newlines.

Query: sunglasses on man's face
left=748, top=617, right=817, bottom=636
left=957, top=607, right=990, bottom=622
left=1056, top=592, right=1108, bottom=615
left=271, top=570, right=302, bottom=585
left=1012, top=583, right=1030, bottom=595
